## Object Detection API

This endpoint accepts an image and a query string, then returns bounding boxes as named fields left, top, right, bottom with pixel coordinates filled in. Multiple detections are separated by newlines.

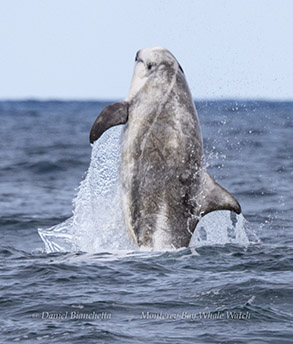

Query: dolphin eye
left=147, top=63, right=153, bottom=70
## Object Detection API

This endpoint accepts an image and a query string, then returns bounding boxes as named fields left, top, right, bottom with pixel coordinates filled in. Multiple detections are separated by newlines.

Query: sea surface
left=0, top=100, right=292, bottom=343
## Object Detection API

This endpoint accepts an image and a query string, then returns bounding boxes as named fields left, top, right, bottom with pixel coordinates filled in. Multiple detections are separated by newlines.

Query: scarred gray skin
left=120, top=47, right=239, bottom=249
left=90, top=47, right=241, bottom=250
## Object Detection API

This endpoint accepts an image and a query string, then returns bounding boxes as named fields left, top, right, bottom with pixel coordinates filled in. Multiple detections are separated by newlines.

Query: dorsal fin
left=200, top=171, right=241, bottom=217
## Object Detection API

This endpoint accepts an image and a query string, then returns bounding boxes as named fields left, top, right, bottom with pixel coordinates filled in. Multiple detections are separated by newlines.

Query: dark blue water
left=0, top=100, right=292, bottom=343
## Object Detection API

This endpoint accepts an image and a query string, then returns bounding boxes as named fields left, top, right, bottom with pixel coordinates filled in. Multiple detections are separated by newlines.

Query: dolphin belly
left=121, top=106, right=201, bottom=249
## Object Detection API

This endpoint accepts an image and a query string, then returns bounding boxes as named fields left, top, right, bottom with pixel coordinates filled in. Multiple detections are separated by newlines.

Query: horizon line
left=1, top=97, right=293, bottom=103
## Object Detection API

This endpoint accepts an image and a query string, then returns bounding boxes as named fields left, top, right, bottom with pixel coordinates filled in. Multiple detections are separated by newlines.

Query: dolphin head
left=127, top=47, right=184, bottom=100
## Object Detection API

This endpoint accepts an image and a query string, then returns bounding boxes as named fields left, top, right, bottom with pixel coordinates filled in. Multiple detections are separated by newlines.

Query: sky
left=0, top=0, right=292, bottom=100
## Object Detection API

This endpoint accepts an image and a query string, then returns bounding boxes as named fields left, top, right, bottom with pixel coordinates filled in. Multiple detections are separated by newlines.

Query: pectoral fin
left=90, top=101, right=129, bottom=143
left=200, top=172, right=241, bottom=216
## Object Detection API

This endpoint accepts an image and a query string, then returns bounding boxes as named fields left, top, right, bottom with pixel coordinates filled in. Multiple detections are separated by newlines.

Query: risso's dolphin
left=90, top=47, right=241, bottom=250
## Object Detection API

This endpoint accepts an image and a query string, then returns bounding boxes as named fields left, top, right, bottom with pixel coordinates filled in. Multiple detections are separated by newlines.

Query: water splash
left=38, top=126, right=134, bottom=253
left=38, top=127, right=257, bottom=253
left=189, top=211, right=257, bottom=248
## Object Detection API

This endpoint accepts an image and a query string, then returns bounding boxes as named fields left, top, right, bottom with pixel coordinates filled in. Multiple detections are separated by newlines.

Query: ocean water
left=0, top=100, right=292, bottom=343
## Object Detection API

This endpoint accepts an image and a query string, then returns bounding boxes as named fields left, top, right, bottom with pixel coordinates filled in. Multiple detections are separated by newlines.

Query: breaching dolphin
left=90, top=47, right=241, bottom=249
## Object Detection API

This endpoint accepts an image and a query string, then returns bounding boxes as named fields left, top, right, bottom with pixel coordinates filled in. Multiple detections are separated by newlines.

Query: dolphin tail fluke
left=90, top=101, right=129, bottom=143
left=200, top=171, right=241, bottom=217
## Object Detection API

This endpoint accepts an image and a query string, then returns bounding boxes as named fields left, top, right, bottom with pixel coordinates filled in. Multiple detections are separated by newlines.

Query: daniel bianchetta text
left=140, top=311, right=251, bottom=321
left=38, top=311, right=111, bottom=320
